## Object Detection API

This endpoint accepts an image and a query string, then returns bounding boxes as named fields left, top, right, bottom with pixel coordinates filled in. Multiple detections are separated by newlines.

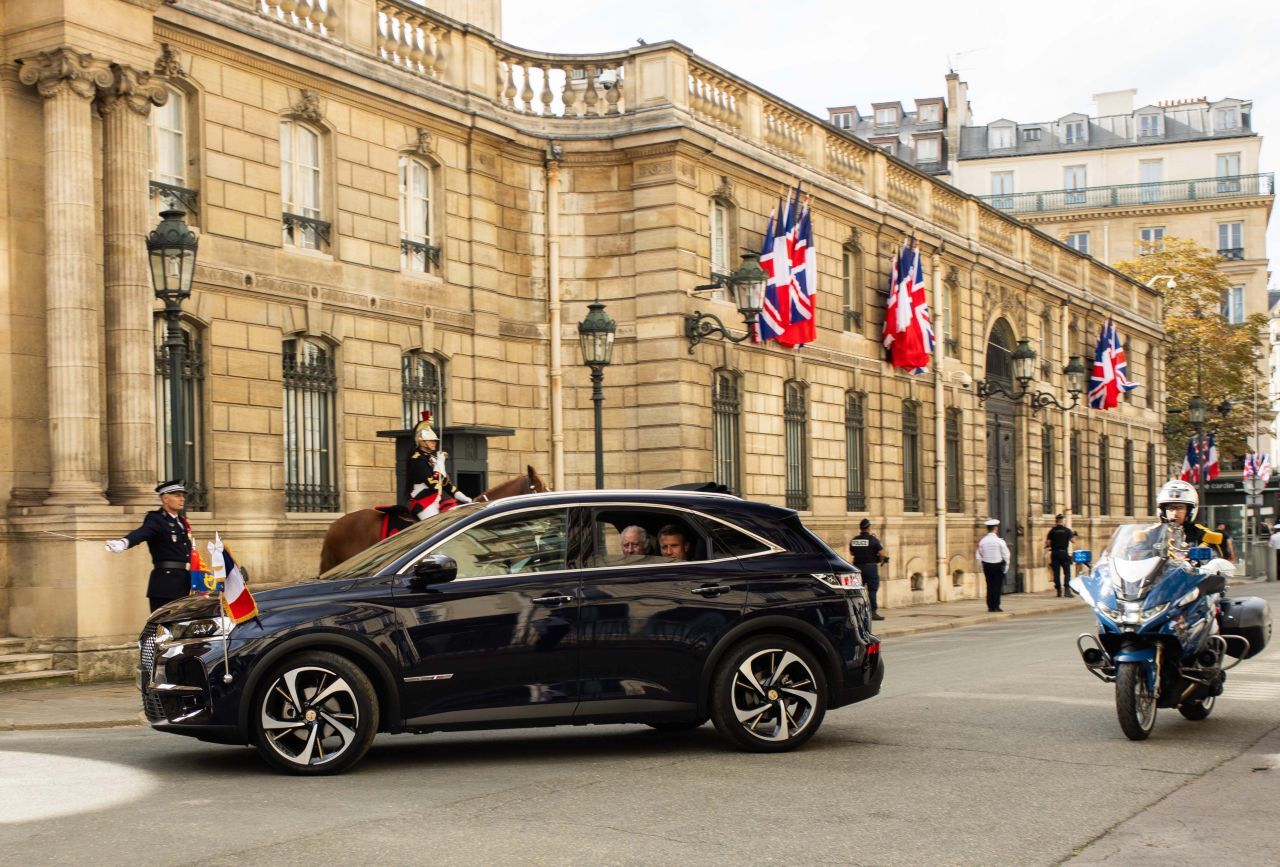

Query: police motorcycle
left=1070, top=523, right=1271, bottom=740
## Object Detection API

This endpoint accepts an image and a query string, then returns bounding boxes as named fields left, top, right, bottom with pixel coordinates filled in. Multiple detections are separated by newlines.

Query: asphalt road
left=3, top=584, right=1278, bottom=866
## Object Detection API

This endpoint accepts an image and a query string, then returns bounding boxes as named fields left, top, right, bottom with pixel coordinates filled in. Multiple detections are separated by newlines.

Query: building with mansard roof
left=0, top=0, right=1166, bottom=679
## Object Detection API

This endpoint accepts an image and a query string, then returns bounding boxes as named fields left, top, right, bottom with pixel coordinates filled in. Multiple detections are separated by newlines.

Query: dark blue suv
left=139, top=490, right=884, bottom=774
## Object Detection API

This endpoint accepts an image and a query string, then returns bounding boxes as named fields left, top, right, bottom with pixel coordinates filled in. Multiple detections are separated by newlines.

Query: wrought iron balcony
left=980, top=172, right=1274, bottom=215
left=282, top=212, right=331, bottom=248
left=1219, top=247, right=1245, bottom=260
left=401, top=237, right=441, bottom=272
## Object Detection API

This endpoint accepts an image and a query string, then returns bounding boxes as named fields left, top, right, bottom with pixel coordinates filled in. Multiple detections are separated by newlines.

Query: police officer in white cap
left=976, top=518, right=1011, bottom=612
left=105, top=479, right=194, bottom=612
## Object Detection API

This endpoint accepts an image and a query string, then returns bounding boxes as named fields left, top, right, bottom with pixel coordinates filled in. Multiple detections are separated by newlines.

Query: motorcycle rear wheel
left=1115, top=662, right=1157, bottom=740
left=1178, top=694, right=1215, bottom=721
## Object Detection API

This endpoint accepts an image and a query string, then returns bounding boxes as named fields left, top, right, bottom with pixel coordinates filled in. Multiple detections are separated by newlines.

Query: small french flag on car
left=209, top=533, right=259, bottom=624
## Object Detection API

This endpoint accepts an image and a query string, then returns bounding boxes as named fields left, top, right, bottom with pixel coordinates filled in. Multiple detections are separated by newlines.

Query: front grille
left=138, top=624, right=165, bottom=722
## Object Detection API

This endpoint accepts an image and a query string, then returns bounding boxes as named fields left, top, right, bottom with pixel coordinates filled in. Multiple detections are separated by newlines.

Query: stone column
left=100, top=65, right=168, bottom=503
left=19, top=49, right=114, bottom=505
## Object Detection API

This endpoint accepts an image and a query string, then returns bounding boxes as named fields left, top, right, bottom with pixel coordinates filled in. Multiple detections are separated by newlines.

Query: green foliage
left=1113, top=237, right=1268, bottom=462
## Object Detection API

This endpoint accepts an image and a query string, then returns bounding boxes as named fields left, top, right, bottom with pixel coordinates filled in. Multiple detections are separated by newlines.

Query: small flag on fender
left=209, top=533, right=258, bottom=623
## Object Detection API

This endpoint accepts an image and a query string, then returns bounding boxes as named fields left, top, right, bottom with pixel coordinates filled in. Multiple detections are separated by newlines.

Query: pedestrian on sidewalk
left=104, top=480, right=194, bottom=612
left=1268, top=525, right=1280, bottom=580
left=1214, top=521, right=1237, bottom=561
left=849, top=518, right=887, bottom=621
left=976, top=518, right=1010, bottom=613
left=1045, top=513, right=1077, bottom=597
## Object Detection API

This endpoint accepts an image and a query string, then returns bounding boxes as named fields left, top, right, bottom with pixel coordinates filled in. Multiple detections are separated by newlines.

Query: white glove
left=453, top=490, right=473, bottom=504
left=105, top=538, right=128, bottom=554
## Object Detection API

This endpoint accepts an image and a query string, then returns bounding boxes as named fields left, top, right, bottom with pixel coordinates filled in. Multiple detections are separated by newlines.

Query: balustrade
left=259, top=0, right=339, bottom=37
left=824, top=135, right=867, bottom=188
left=377, top=2, right=452, bottom=80
left=687, top=64, right=744, bottom=130
left=492, top=53, right=626, bottom=117
left=762, top=103, right=810, bottom=159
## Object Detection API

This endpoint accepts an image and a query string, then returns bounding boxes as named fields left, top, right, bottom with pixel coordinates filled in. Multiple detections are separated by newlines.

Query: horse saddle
left=373, top=505, right=417, bottom=541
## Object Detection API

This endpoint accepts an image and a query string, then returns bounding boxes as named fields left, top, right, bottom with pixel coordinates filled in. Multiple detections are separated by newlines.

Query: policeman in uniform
left=1156, top=480, right=1224, bottom=556
left=1045, top=513, right=1077, bottom=597
left=406, top=411, right=470, bottom=519
left=849, top=518, right=887, bottom=621
left=105, top=480, right=194, bottom=612
left=976, top=518, right=1011, bottom=612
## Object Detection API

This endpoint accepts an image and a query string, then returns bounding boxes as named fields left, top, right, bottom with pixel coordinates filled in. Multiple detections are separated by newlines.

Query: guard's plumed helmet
left=413, top=410, right=438, bottom=448
left=1156, top=479, right=1198, bottom=524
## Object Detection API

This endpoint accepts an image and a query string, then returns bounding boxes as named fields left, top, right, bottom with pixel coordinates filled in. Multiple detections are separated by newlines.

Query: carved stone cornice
left=99, top=65, right=169, bottom=117
left=17, top=48, right=113, bottom=101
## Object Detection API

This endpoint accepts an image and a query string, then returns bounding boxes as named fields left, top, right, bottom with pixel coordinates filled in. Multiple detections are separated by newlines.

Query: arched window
left=399, top=156, right=439, bottom=275
left=402, top=351, right=445, bottom=430
left=709, top=197, right=732, bottom=279
left=903, top=400, right=922, bottom=512
left=945, top=407, right=963, bottom=512
left=153, top=317, right=206, bottom=510
left=280, top=120, right=327, bottom=250
left=842, top=243, right=863, bottom=330
left=148, top=84, right=197, bottom=220
left=712, top=370, right=741, bottom=494
left=985, top=318, right=1016, bottom=387
left=283, top=337, right=339, bottom=512
left=784, top=381, right=809, bottom=510
left=845, top=391, right=867, bottom=511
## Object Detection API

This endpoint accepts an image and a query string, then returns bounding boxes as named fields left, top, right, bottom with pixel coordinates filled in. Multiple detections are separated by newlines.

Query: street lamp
left=976, top=338, right=1088, bottom=413
left=577, top=300, right=616, bottom=489
left=684, top=253, right=768, bottom=353
left=146, top=209, right=199, bottom=486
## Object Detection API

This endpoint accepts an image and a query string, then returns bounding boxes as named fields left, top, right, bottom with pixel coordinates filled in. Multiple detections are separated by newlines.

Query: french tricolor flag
left=209, top=533, right=259, bottom=624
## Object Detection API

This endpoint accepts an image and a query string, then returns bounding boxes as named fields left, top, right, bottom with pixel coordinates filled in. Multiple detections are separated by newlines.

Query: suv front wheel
left=709, top=636, right=828, bottom=752
left=252, top=651, right=380, bottom=775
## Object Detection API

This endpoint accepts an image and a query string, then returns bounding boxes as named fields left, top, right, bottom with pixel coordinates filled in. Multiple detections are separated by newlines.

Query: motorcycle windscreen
left=1101, top=524, right=1175, bottom=600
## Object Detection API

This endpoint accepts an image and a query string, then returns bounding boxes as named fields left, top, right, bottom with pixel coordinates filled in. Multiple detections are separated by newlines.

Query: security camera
left=958, top=371, right=973, bottom=389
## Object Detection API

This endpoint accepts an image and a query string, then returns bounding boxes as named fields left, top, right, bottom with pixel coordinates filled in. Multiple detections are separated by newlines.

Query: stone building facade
left=0, top=0, right=1166, bottom=679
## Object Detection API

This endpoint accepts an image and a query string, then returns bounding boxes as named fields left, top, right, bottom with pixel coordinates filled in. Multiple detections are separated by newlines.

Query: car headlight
left=155, top=616, right=233, bottom=650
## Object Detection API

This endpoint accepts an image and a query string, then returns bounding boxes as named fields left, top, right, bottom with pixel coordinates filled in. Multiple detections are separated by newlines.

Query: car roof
left=474, top=489, right=797, bottom=521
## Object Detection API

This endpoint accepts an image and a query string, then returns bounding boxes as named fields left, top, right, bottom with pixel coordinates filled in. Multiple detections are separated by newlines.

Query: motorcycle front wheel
left=1115, top=661, right=1157, bottom=740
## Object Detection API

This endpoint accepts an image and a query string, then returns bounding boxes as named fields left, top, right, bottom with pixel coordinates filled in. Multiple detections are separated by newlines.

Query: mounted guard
left=405, top=411, right=471, bottom=519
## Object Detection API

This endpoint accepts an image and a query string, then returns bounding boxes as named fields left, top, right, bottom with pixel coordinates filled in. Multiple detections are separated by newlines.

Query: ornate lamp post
left=577, top=301, right=616, bottom=489
left=146, top=209, right=199, bottom=485
left=683, top=253, right=768, bottom=352
left=976, top=338, right=1088, bottom=413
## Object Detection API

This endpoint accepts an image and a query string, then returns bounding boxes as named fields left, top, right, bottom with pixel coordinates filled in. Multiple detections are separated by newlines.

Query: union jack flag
left=881, top=241, right=933, bottom=373
left=1088, top=320, right=1140, bottom=410
left=779, top=196, right=816, bottom=348
left=755, top=194, right=792, bottom=342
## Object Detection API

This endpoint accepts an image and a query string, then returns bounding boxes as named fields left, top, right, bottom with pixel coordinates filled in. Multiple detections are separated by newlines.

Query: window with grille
left=399, top=157, right=437, bottom=274
left=1147, top=442, right=1157, bottom=512
left=712, top=370, right=741, bottom=494
left=1124, top=439, right=1135, bottom=515
left=284, top=338, right=339, bottom=512
left=402, top=351, right=444, bottom=430
left=945, top=408, right=962, bottom=512
left=281, top=121, right=325, bottom=250
left=1099, top=435, right=1111, bottom=516
left=784, top=381, right=809, bottom=510
left=154, top=318, right=207, bottom=510
left=903, top=400, right=922, bottom=512
left=845, top=391, right=867, bottom=511
left=1042, top=425, right=1055, bottom=513
left=1071, top=431, right=1083, bottom=512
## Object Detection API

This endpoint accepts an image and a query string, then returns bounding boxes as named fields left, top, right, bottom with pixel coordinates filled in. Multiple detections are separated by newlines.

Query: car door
left=393, top=506, right=586, bottom=726
left=573, top=506, right=754, bottom=718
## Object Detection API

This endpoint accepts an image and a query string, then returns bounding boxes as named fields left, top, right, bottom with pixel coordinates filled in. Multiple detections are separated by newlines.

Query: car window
left=585, top=508, right=708, bottom=567
left=432, top=509, right=569, bottom=579
left=702, top=520, right=772, bottom=557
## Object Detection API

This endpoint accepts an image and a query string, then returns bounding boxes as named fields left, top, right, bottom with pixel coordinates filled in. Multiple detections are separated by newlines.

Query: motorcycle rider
left=1155, top=480, right=1224, bottom=557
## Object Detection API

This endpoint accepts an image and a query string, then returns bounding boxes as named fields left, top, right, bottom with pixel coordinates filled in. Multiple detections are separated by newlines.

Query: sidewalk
left=0, top=583, right=1262, bottom=731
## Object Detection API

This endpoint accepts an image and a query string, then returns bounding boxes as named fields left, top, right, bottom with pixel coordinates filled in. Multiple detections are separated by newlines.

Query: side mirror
left=1187, top=546, right=1214, bottom=563
left=1072, top=550, right=1092, bottom=565
left=411, top=553, right=458, bottom=586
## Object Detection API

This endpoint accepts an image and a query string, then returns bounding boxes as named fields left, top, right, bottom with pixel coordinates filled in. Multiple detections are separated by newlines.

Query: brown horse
left=318, top=465, right=550, bottom=573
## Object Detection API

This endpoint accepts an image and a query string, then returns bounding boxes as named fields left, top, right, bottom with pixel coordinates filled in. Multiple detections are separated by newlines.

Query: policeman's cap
left=984, top=518, right=1000, bottom=527
left=859, top=518, right=871, bottom=530
left=1055, top=513, right=1065, bottom=520
left=156, top=479, right=186, bottom=495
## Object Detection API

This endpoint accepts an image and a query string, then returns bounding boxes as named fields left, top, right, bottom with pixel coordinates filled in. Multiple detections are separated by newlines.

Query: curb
left=875, top=602, right=1083, bottom=639
left=1, top=715, right=144, bottom=732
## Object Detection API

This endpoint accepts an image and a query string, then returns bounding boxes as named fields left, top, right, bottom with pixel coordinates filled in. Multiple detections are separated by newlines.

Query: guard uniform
left=404, top=410, right=467, bottom=517
left=121, top=485, right=193, bottom=612
left=1046, top=521, right=1077, bottom=596
left=848, top=529, right=885, bottom=617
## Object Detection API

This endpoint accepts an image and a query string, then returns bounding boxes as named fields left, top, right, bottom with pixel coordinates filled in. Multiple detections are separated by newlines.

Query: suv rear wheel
left=709, top=636, right=828, bottom=752
left=252, top=651, right=379, bottom=775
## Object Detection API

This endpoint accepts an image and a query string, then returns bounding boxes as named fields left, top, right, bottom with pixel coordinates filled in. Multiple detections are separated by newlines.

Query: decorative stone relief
left=411, top=127, right=433, bottom=156
left=154, top=43, right=186, bottom=78
left=289, top=89, right=324, bottom=124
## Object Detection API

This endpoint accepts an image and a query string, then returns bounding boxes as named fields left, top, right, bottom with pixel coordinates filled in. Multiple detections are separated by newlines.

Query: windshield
left=1102, top=523, right=1179, bottom=563
left=319, top=505, right=483, bottom=581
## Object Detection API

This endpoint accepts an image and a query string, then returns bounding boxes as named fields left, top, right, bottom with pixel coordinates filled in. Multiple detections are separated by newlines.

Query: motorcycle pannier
left=1220, top=596, right=1272, bottom=659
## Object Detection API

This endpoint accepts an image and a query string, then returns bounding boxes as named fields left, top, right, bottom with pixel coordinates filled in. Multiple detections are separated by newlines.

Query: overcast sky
left=503, top=0, right=1279, bottom=284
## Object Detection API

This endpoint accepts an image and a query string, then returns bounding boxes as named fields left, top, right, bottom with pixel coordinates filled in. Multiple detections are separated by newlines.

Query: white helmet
left=1156, top=479, right=1198, bottom=524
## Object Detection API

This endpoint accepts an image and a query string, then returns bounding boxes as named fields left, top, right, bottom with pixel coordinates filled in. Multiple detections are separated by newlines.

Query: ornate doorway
left=985, top=319, right=1022, bottom=593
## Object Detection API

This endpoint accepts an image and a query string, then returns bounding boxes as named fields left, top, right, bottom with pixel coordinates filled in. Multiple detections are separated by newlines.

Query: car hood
left=146, top=577, right=361, bottom=626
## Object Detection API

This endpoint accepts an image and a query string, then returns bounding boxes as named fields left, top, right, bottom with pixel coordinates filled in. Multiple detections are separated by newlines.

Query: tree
left=1113, top=237, right=1268, bottom=464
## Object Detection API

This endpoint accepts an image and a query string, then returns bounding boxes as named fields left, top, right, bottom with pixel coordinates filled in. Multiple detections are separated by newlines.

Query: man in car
left=657, top=524, right=692, bottom=560
left=620, top=525, right=652, bottom=556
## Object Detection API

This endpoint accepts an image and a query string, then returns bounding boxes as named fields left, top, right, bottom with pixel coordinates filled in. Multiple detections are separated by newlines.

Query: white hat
left=984, top=518, right=1000, bottom=527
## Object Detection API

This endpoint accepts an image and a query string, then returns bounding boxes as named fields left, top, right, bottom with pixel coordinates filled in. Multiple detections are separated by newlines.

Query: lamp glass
left=1011, top=338, right=1038, bottom=384
left=1188, top=395, right=1207, bottom=425
left=731, top=253, right=767, bottom=320
left=577, top=301, right=616, bottom=366
left=146, top=209, right=199, bottom=301
left=1064, top=355, right=1088, bottom=396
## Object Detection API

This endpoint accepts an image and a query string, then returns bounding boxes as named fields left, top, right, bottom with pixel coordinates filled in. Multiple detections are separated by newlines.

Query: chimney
left=1093, top=88, right=1137, bottom=117
left=945, top=73, right=970, bottom=172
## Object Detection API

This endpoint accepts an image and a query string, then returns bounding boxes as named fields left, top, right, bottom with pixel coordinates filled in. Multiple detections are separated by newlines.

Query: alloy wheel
left=260, top=665, right=361, bottom=768
left=731, top=649, right=820, bottom=742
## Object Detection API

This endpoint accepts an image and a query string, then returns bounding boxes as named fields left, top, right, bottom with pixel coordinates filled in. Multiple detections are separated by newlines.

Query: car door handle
left=532, top=594, right=575, bottom=606
left=691, top=584, right=730, bottom=596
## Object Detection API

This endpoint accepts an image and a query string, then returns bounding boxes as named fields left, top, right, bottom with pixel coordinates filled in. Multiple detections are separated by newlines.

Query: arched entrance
left=985, top=319, right=1021, bottom=593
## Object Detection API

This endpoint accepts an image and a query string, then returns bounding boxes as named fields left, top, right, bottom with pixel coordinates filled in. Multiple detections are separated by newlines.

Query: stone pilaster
left=100, top=65, right=168, bottom=504
left=18, top=49, right=114, bottom=505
